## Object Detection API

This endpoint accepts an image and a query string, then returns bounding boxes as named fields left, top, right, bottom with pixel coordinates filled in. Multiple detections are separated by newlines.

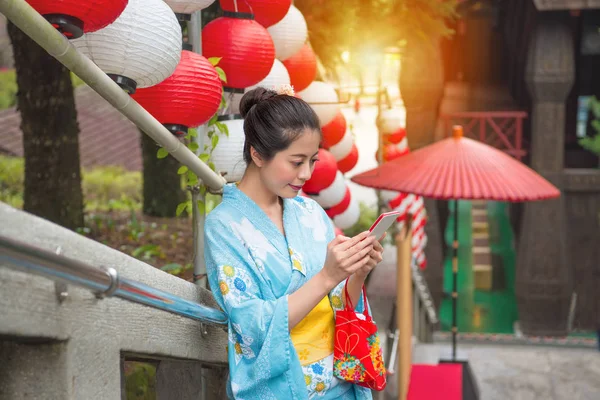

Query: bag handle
left=343, top=278, right=370, bottom=318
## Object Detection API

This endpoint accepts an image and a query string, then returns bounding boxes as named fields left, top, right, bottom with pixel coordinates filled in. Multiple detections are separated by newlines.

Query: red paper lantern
left=337, top=144, right=359, bottom=173
left=302, top=149, right=337, bottom=194
left=383, top=127, right=406, bottom=145
left=132, top=50, right=222, bottom=136
left=219, top=0, right=291, bottom=28
left=321, top=111, right=347, bottom=149
left=26, top=0, right=128, bottom=39
left=326, top=187, right=351, bottom=219
left=283, top=43, right=317, bottom=92
left=202, top=17, right=275, bottom=89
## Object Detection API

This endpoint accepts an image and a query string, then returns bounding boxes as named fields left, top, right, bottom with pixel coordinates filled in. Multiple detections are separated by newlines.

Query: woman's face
left=256, top=129, right=321, bottom=199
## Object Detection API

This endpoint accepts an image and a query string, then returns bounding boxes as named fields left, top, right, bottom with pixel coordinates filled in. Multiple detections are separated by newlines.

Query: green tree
left=295, top=0, right=458, bottom=71
left=7, top=22, right=84, bottom=230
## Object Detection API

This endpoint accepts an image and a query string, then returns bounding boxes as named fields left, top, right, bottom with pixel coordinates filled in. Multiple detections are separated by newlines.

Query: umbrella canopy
left=351, top=126, right=560, bottom=202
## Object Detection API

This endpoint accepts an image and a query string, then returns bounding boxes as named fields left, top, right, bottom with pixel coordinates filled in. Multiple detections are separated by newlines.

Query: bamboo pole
left=0, top=0, right=226, bottom=192
left=395, top=215, right=413, bottom=400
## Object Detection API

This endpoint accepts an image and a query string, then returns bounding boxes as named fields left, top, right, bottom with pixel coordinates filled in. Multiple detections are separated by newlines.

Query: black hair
left=239, top=87, right=321, bottom=164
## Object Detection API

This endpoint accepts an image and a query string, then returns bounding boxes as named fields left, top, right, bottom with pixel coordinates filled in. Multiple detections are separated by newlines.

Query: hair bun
left=239, top=87, right=278, bottom=118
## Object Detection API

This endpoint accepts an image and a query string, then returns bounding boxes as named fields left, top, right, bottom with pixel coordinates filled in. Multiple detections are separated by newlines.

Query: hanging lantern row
left=219, top=0, right=291, bottom=28
left=299, top=81, right=340, bottom=126
left=301, top=149, right=360, bottom=230
left=321, top=111, right=346, bottom=149
left=305, top=172, right=360, bottom=231
left=26, top=0, right=128, bottom=39
left=202, top=16, right=275, bottom=90
left=132, top=50, right=223, bottom=136
left=283, top=43, right=317, bottom=92
left=72, top=0, right=182, bottom=94
left=301, top=148, right=337, bottom=194
left=332, top=192, right=360, bottom=230
left=267, top=5, right=308, bottom=61
left=320, top=110, right=359, bottom=174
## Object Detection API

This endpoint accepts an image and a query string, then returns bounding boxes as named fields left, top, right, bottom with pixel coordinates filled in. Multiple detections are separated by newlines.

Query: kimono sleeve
left=204, top=215, right=301, bottom=399
left=318, top=207, right=368, bottom=314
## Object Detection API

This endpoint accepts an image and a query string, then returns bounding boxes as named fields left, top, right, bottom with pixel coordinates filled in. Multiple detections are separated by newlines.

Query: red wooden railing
left=440, top=111, right=528, bottom=161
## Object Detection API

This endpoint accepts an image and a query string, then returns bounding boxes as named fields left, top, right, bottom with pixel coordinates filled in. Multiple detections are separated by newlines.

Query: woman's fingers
left=337, top=231, right=371, bottom=251
left=344, top=242, right=374, bottom=267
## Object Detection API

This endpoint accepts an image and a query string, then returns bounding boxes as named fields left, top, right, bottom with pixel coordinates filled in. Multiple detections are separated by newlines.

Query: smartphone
left=369, top=210, right=404, bottom=239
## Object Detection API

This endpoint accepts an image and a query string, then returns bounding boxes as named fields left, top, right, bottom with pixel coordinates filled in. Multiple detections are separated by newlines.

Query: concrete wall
left=0, top=202, right=228, bottom=399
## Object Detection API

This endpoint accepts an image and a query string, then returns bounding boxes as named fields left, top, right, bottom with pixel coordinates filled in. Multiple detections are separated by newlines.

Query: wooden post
left=395, top=216, right=413, bottom=400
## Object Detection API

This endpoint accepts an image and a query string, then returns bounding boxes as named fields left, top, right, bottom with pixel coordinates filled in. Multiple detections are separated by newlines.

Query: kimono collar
left=222, top=184, right=302, bottom=269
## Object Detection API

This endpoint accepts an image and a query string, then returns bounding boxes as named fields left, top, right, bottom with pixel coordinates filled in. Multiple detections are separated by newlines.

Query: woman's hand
left=355, top=232, right=385, bottom=280
left=319, top=231, right=376, bottom=290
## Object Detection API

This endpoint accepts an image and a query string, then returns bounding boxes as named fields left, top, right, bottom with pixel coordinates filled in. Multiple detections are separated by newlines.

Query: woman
left=204, top=86, right=384, bottom=399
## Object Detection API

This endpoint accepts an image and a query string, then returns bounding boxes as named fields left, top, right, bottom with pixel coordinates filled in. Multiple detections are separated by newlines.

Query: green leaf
left=215, top=66, right=227, bottom=83
left=157, top=147, right=169, bottom=159
left=161, top=263, right=183, bottom=272
left=211, top=134, right=219, bottom=149
left=188, top=128, right=198, bottom=138
left=220, top=94, right=228, bottom=109
left=187, top=173, right=199, bottom=186
left=188, top=142, right=199, bottom=152
left=199, top=153, right=210, bottom=163
left=176, top=202, right=187, bottom=217
left=215, top=121, right=227, bottom=134
left=208, top=161, right=216, bottom=171
left=177, top=166, right=188, bottom=175
left=199, top=185, right=207, bottom=196
left=197, top=200, right=206, bottom=215
left=132, top=244, right=158, bottom=258
left=208, top=113, right=218, bottom=126
left=186, top=201, right=193, bottom=215
left=208, top=57, right=222, bottom=66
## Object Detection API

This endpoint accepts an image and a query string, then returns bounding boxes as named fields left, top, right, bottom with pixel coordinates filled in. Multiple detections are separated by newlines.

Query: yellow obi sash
left=291, top=295, right=335, bottom=366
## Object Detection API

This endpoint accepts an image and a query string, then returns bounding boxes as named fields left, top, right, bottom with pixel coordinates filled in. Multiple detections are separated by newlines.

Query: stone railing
left=0, top=203, right=228, bottom=400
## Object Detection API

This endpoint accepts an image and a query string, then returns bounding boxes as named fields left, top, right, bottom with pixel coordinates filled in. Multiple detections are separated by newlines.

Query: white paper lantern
left=328, top=129, right=353, bottom=161
left=298, top=81, right=339, bottom=126
left=267, top=5, right=307, bottom=61
left=379, top=108, right=406, bottom=134
left=72, top=0, right=181, bottom=93
left=248, top=59, right=291, bottom=91
left=380, top=190, right=399, bottom=203
left=163, top=0, right=216, bottom=14
left=397, top=137, right=409, bottom=153
left=224, top=59, right=291, bottom=114
left=309, top=171, right=346, bottom=208
left=203, top=115, right=247, bottom=182
left=334, top=196, right=360, bottom=230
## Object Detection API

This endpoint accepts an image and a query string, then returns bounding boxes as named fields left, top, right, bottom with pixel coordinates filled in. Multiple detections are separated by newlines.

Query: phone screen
left=369, top=211, right=403, bottom=239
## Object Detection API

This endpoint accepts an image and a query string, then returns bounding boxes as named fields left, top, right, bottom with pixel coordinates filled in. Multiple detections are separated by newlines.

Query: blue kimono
left=205, top=184, right=373, bottom=400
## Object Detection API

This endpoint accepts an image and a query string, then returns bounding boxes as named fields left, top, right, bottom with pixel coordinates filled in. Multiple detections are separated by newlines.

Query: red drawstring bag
left=333, top=279, right=386, bottom=391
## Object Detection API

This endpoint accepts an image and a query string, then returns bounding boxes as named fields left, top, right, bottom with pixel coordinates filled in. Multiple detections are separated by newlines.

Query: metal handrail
left=0, top=0, right=226, bottom=192
left=0, top=235, right=228, bottom=325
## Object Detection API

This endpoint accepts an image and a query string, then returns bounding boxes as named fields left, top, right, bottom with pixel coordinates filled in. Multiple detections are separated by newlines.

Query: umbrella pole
left=452, top=199, right=459, bottom=361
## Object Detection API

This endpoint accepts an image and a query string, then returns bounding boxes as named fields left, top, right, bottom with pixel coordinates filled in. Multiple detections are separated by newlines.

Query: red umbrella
left=351, top=125, right=560, bottom=361
left=352, top=126, right=559, bottom=201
